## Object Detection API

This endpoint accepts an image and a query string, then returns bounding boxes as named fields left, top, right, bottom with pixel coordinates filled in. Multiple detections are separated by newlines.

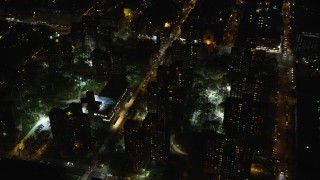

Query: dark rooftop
left=0, top=157, right=67, bottom=180
left=99, top=75, right=128, bottom=100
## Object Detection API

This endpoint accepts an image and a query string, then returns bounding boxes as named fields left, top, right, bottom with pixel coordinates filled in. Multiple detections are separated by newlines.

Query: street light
left=18, top=144, right=24, bottom=159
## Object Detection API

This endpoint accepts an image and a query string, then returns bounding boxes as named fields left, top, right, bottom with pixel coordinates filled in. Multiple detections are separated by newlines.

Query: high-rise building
left=91, top=48, right=110, bottom=78
left=223, top=97, right=242, bottom=138
left=294, top=3, right=320, bottom=178
left=155, top=85, right=188, bottom=130
left=45, top=38, right=73, bottom=69
left=169, top=40, right=188, bottom=64
left=49, top=108, right=71, bottom=157
left=171, top=86, right=187, bottom=129
left=156, top=65, right=169, bottom=87
left=237, top=0, right=282, bottom=51
left=181, top=20, right=202, bottom=43
left=70, top=22, right=97, bottom=53
left=147, top=81, right=159, bottom=113
left=124, top=119, right=150, bottom=172
left=143, top=113, right=170, bottom=161
left=131, top=130, right=150, bottom=172
left=124, top=119, right=142, bottom=158
left=98, top=4, right=125, bottom=32
left=294, top=0, right=320, bottom=34
left=229, top=47, right=249, bottom=74
left=109, top=47, right=127, bottom=76
left=294, top=32, right=320, bottom=55
left=250, top=49, right=266, bottom=68
left=154, top=63, right=192, bottom=127
left=219, top=139, right=253, bottom=180
left=149, top=125, right=170, bottom=161
left=49, top=103, right=91, bottom=157
left=188, top=40, right=205, bottom=68
left=296, top=78, right=320, bottom=179
left=230, top=75, right=247, bottom=99
left=68, top=113, right=91, bottom=151
left=230, top=73, right=267, bottom=103
left=157, top=88, right=171, bottom=125
left=223, top=95, right=267, bottom=141
left=203, top=132, right=226, bottom=175
left=169, top=62, right=194, bottom=89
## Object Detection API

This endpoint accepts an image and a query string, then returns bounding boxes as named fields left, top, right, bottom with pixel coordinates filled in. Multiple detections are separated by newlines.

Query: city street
left=272, top=0, right=296, bottom=179
left=111, top=0, right=198, bottom=133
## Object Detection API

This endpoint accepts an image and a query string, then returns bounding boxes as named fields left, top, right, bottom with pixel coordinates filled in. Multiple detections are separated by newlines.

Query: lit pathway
left=170, top=135, right=188, bottom=156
